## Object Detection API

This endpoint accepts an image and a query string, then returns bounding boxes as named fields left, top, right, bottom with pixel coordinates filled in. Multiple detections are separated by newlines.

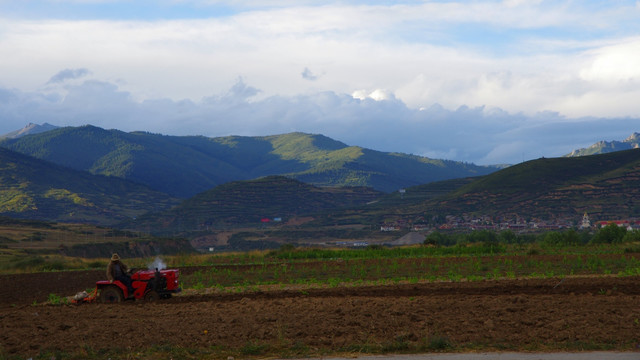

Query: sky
left=0, top=0, right=639, bottom=165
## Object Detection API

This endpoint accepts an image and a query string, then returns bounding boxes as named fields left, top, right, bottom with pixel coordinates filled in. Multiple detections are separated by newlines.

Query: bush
left=623, top=246, right=640, bottom=254
left=87, top=260, right=105, bottom=269
left=465, top=230, right=498, bottom=245
left=6, top=255, right=45, bottom=271
left=592, top=224, right=627, bottom=244
left=424, top=232, right=455, bottom=246
left=622, top=230, right=640, bottom=243
left=279, top=243, right=295, bottom=252
left=542, top=230, right=580, bottom=246
left=499, top=230, right=517, bottom=244
left=240, top=341, right=269, bottom=356
left=43, top=260, right=67, bottom=271
left=423, top=335, right=452, bottom=351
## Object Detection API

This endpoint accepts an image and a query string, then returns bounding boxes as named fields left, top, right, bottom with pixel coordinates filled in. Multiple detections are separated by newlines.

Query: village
left=380, top=212, right=640, bottom=234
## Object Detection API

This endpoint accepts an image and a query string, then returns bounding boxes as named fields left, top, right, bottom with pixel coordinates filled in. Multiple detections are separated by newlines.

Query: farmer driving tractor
left=106, top=253, right=133, bottom=296
left=72, top=253, right=181, bottom=304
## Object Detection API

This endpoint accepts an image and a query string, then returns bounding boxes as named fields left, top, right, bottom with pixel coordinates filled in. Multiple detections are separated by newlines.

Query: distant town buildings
left=378, top=212, right=640, bottom=233
left=380, top=225, right=400, bottom=232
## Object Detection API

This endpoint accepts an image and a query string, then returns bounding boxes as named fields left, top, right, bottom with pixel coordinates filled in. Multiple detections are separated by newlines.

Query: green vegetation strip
left=181, top=249, right=640, bottom=291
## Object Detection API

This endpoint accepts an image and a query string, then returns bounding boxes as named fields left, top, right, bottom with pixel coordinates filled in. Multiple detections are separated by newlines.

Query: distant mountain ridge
left=0, top=123, right=59, bottom=140
left=0, top=124, right=498, bottom=197
left=566, top=132, right=639, bottom=157
left=127, top=149, right=640, bottom=241
left=1, top=124, right=639, bottom=233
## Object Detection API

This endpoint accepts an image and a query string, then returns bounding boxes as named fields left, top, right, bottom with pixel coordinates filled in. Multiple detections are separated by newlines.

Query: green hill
left=0, top=125, right=497, bottom=197
left=308, top=177, right=479, bottom=227
left=128, top=175, right=383, bottom=233
left=428, top=149, right=640, bottom=219
left=0, top=147, right=179, bottom=225
left=302, top=150, right=640, bottom=229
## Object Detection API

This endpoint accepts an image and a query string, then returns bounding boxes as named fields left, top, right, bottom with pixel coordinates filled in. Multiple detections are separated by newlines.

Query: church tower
left=580, top=212, right=591, bottom=229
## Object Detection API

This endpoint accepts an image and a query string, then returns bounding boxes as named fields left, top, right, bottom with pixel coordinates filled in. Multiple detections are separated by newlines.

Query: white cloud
left=352, top=89, right=393, bottom=101
left=502, top=0, right=543, bottom=7
left=579, top=38, right=640, bottom=83
left=0, top=3, right=637, bottom=115
left=1, top=1, right=639, bottom=165
left=368, top=89, right=392, bottom=101
left=0, top=76, right=637, bottom=166
left=301, top=67, right=318, bottom=81
left=46, top=68, right=91, bottom=84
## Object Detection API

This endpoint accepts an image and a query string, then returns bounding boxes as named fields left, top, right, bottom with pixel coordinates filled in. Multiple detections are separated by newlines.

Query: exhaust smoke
left=147, top=256, right=167, bottom=271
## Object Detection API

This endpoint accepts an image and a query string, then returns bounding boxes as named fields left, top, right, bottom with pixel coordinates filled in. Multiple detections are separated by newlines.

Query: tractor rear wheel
left=144, top=290, right=160, bottom=301
left=100, top=286, right=123, bottom=303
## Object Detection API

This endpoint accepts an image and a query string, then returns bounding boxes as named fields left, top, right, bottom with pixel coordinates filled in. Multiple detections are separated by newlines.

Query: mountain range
left=566, top=132, right=639, bottom=157
left=0, top=125, right=497, bottom=197
left=127, top=148, right=640, bottom=248
left=0, top=123, right=59, bottom=140
left=0, top=124, right=639, bottom=237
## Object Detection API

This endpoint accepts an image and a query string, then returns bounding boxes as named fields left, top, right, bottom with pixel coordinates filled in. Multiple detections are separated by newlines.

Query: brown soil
left=1, top=271, right=640, bottom=358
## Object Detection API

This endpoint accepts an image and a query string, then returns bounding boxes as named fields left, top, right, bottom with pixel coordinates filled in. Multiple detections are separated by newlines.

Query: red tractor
left=95, top=268, right=181, bottom=303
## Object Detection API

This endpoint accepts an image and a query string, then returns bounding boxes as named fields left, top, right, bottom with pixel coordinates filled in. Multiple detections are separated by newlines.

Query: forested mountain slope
left=0, top=147, right=178, bottom=224
left=0, top=125, right=497, bottom=197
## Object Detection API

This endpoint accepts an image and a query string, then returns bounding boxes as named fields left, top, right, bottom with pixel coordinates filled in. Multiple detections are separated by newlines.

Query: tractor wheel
left=100, top=286, right=123, bottom=303
left=144, top=290, right=160, bottom=301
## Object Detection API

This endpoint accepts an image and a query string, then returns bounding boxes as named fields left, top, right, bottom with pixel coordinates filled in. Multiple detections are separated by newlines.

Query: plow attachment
left=71, top=287, right=98, bottom=304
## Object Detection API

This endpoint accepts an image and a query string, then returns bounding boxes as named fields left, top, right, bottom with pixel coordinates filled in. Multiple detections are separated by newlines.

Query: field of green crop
left=3, top=226, right=640, bottom=286
left=172, top=241, right=640, bottom=293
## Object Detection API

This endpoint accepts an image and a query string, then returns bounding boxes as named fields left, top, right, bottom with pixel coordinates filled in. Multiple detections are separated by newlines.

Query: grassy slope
left=431, top=149, right=640, bottom=219
left=0, top=147, right=179, bottom=224
left=0, top=126, right=497, bottom=196
left=307, top=149, right=640, bottom=227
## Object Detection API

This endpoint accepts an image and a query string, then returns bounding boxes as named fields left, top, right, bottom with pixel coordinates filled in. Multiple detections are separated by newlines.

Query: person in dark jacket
left=106, top=253, right=134, bottom=296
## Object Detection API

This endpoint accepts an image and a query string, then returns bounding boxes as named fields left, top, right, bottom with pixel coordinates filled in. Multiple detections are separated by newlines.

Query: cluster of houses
left=380, top=213, right=640, bottom=233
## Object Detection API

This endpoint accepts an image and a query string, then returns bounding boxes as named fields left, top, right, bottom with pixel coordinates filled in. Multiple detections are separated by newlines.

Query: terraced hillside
left=128, top=176, right=382, bottom=233
left=434, top=148, right=640, bottom=219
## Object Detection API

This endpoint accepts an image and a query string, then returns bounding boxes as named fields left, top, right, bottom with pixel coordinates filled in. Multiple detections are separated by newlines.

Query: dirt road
left=317, top=353, right=640, bottom=360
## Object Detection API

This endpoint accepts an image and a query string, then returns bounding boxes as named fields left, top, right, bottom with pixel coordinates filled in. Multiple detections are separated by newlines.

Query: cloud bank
left=0, top=1, right=639, bottom=164
left=2, top=1, right=640, bottom=118
left=0, top=74, right=636, bottom=165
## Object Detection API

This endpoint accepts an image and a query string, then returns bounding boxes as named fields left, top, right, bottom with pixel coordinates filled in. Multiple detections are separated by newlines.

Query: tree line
left=424, top=223, right=640, bottom=247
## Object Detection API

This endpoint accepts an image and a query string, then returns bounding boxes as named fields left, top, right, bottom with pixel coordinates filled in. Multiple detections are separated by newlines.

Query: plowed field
left=1, top=270, right=640, bottom=358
